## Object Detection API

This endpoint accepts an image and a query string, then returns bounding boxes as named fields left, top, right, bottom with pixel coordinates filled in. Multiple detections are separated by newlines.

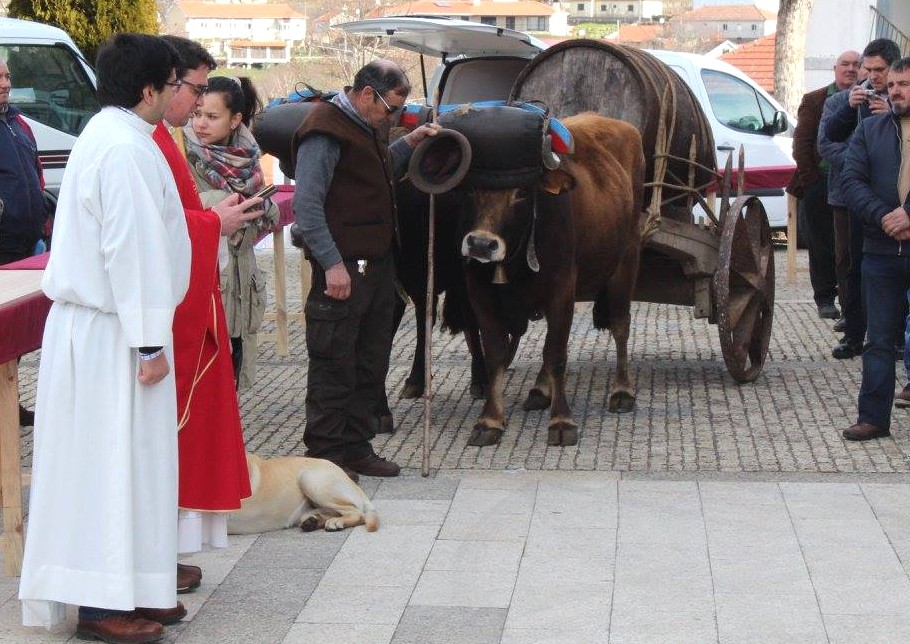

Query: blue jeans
left=858, top=253, right=910, bottom=429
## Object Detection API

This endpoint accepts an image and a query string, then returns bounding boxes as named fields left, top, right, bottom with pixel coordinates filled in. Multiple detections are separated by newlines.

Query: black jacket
left=0, top=106, right=45, bottom=257
left=842, top=110, right=908, bottom=256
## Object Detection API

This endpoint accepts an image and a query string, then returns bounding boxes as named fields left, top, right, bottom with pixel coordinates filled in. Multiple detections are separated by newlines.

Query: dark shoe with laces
left=343, top=453, right=401, bottom=477
left=842, top=422, right=890, bottom=441
left=832, top=337, right=863, bottom=359
left=76, top=614, right=163, bottom=643
left=833, top=316, right=847, bottom=333
left=130, top=603, right=187, bottom=626
left=817, top=303, right=840, bottom=319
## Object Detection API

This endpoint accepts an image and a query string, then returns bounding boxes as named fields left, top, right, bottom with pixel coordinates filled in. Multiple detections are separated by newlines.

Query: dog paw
left=300, top=517, right=320, bottom=532
left=324, top=518, right=346, bottom=532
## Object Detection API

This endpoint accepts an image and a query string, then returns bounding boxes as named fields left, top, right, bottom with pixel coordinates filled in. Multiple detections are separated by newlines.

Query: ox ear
left=540, top=168, right=575, bottom=195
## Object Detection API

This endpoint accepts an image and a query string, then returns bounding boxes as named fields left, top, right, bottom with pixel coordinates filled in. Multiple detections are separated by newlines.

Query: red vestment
left=154, top=122, right=251, bottom=511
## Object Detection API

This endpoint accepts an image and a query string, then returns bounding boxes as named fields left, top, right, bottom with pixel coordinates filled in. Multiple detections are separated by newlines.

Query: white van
left=338, top=17, right=796, bottom=228
left=647, top=50, right=795, bottom=229
left=0, top=17, right=99, bottom=195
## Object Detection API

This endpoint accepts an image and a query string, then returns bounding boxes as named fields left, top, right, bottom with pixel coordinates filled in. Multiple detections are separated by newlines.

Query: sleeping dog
left=227, top=453, right=379, bottom=534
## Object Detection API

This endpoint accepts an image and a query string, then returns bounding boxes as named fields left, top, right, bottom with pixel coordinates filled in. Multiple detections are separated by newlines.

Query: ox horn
left=541, top=131, right=560, bottom=171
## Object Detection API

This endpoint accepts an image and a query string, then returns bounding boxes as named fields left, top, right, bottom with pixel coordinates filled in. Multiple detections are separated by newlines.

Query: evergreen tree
left=8, top=0, right=158, bottom=62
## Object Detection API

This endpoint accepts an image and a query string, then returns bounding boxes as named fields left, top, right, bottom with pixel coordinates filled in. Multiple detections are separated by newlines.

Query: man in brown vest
left=292, top=60, right=438, bottom=477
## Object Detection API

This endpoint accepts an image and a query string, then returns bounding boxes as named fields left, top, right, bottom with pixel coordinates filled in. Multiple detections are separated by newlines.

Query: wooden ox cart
left=509, top=40, right=774, bottom=383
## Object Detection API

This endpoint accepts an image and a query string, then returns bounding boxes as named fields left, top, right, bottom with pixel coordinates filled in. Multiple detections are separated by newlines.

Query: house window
left=627, top=4, right=634, bottom=11
left=480, top=16, right=496, bottom=25
left=527, top=16, right=547, bottom=30
left=577, top=3, right=585, bottom=10
left=751, top=24, right=757, bottom=31
left=600, top=4, right=607, bottom=10
left=722, top=23, right=728, bottom=30
left=506, top=16, right=515, bottom=29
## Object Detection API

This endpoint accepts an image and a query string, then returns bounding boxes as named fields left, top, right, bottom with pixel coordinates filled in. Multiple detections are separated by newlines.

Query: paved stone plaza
left=4, top=247, right=910, bottom=643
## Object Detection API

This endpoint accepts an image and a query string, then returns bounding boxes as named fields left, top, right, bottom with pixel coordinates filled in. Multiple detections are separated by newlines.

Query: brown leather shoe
left=130, top=602, right=187, bottom=625
left=842, top=422, right=891, bottom=441
left=344, top=453, right=401, bottom=477
left=177, top=562, right=201, bottom=594
left=896, top=387, right=910, bottom=409
left=76, top=614, right=163, bottom=643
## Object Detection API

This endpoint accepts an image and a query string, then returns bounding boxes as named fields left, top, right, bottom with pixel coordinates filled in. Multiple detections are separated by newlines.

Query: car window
left=700, top=68, right=770, bottom=135
left=1, top=44, right=98, bottom=137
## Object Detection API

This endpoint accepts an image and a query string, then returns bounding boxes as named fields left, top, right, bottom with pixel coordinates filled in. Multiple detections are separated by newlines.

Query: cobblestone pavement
left=246, top=245, right=909, bottom=476
left=10, top=246, right=910, bottom=644
left=17, top=245, right=905, bottom=477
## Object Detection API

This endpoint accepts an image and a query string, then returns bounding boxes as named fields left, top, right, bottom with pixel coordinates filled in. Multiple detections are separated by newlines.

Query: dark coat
left=0, top=106, right=45, bottom=257
left=787, top=83, right=835, bottom=198
left=842, top=110, right=907, bottom=256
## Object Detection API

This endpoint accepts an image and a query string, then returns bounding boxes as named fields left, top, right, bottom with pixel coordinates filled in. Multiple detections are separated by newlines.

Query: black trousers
left=802, top=178, right=837, bottom=307
left=303, top=254, right=396, bottom=461
left=833, top=207, right=866, bottom=343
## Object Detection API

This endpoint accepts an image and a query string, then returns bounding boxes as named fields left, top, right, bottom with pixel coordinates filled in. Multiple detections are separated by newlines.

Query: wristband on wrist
left=138, top=348, right=164, bottom=361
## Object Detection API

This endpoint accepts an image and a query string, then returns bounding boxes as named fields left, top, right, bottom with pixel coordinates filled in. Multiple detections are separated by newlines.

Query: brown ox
left=461, top=112, right=644, bottom=447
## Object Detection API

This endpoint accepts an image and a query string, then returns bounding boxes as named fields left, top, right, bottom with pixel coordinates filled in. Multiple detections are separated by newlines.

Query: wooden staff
left=422, top=97, right=440, bottom=478
left=422, top=190, right=435, bottom=478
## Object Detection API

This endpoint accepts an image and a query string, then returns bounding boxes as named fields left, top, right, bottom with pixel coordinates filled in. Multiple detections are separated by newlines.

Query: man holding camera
left=818, top=38, right=902, bottom=361
left=839, top=56, right=910, bottom=441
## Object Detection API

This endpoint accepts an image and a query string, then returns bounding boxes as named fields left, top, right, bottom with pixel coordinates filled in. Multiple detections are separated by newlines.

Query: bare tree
left=774, top=0, right=816, bottom=114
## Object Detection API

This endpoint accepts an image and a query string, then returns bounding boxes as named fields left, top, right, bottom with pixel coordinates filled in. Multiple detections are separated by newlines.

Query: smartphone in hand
left=252, top=184, right=278, bottom=200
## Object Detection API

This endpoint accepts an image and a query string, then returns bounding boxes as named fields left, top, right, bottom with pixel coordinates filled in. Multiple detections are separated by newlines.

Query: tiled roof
left=373, top=0, right=555, bottom=18
left=177, top=1, right=306, bottom=20
left=719, top=32, right=776, bottom=93
left=613, top=23, right=661, bottom=43
left=676, top=4, right=777, bottom=22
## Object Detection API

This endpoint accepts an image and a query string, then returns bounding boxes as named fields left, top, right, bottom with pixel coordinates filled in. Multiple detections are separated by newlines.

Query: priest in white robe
left=18, top=34, right=191, bottom=643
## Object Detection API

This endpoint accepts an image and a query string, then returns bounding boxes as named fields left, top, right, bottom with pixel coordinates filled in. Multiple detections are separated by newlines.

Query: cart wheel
left=714, top=195, right=774, bottom=383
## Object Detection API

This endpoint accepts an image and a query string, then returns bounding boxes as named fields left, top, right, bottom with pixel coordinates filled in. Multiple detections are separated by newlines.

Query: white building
left=804, top=0, right=909, bottom=92
left=165, top=0, right=307, bottom=67
left=374, top=0, right=569, bottom=36
left=672, top=4, right=776, bottom=41
left=566, top=0, right=663, bottom=23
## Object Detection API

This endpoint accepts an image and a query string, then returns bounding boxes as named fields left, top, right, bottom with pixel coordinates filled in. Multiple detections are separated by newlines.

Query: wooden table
left=0, top=266, right=50, bottom=576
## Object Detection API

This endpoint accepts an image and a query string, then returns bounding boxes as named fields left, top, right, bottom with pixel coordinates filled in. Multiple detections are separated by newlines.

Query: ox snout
left=462, top=232, right=506, bottom=263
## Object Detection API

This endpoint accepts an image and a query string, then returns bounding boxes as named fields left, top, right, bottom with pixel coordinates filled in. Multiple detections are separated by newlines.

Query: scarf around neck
left=184, top=122, right=264, bottom=196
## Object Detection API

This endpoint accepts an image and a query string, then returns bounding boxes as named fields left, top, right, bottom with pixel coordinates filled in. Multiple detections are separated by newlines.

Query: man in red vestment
left=153, top=36, right=258, bottom=599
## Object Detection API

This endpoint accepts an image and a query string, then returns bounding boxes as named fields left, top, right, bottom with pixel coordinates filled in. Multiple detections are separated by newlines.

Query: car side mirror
left=766, top=110, right=788, bottom=136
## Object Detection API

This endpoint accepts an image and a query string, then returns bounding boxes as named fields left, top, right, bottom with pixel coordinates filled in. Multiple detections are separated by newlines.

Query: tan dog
left=227, top=453, right=379, bottom=534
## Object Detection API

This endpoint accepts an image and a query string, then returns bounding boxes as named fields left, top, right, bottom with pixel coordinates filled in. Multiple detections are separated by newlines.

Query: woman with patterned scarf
left=185, top=76, right=279, bottom=389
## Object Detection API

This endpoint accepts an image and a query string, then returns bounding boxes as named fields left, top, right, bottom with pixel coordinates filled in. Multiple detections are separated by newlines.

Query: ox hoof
left=470, top=383, right=487, bottom=400
left=400, top=381, right=424, bottom=399
left=300, top=517, right=320, bottom=532
left=523, top=388, right=550, bottom=411
left=468, top=425, right=502, bottom=447
left=547, top=422, right=578, bottom=446
left=609, top=391, right=636, bottom=414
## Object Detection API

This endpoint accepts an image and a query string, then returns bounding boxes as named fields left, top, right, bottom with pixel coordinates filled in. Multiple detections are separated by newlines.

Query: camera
left=865, top=89, right=878, bottom=99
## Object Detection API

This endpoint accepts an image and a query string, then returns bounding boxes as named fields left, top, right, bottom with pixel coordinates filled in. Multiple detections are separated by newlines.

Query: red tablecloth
left=712, top=165, right=797, bottom=191
left=0, top=253, right=51, bottom=364
left=256, top=185, right=294, bottom=244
